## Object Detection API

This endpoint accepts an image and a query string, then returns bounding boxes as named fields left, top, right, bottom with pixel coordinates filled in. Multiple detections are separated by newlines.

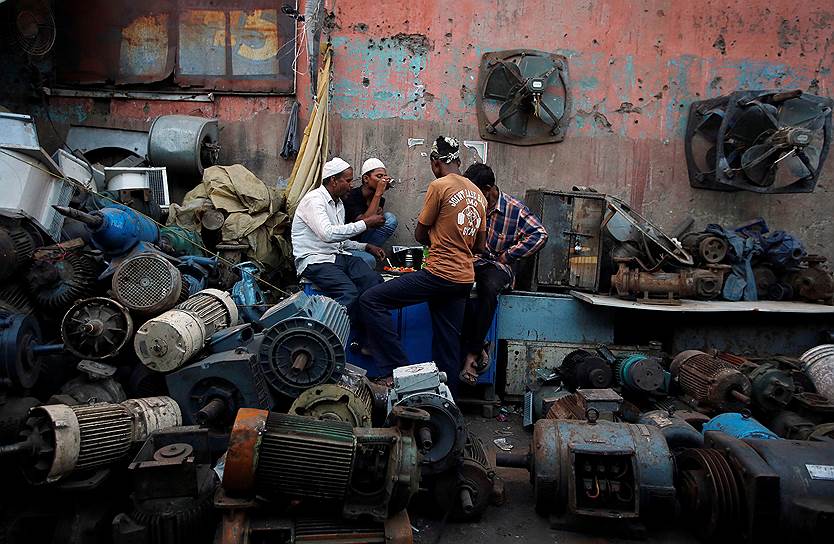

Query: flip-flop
left=472, top=343, right=491, bottom=375
left=459, top=368, right=478, bottom=386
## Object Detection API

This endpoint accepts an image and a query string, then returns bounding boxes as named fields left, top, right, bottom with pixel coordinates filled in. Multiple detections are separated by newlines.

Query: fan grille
left=113, top=254, right=181, bottom=312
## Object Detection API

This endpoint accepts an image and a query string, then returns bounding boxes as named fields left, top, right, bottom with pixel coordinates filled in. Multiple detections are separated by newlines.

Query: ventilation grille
left=45, top=180, right=74, bottom=241
left=72, top=403, right=132, bottom=470
left=256, top=413, right=355, bottom=500
left=114, top=254, right=180, bottom=311
left=147, top=168, right=170, bottom=208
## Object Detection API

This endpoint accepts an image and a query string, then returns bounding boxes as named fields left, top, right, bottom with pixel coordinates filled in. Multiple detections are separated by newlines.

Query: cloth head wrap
left=430, top=136, right=460, bottom=163
left=361, top=158, right=386, bottom=177
left=322, top=157, right=351, bottom=181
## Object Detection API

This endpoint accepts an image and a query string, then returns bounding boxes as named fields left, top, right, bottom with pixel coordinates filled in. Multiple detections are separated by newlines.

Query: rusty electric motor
left=670, top=350, right=751, bottom=413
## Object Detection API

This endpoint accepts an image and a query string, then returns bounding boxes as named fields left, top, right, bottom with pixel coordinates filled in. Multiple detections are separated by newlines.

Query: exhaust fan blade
left=484, top=62, right=522, bottom=100
left=538, top=92, right=566, bottom=124
left=740, top=144, right=780, bottom=186
left=518, top=55, right=554, bottom=80
left=728, top=102, right=779, bottom=145
left=500, top=100, right=529, bottom=137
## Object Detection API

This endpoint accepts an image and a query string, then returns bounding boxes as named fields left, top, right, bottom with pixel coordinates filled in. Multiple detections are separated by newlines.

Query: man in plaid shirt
left=459, top=163, right=548, bottom=385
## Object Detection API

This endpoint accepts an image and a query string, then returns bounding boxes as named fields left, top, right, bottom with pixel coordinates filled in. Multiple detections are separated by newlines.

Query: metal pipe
left=52, top=206, right=103, bottom=228
left=0, top=440, right=33, bottom=457
left=417, top=426, right=434, bottom=451
left=460, top=488, right=474, bottom=514
left=195, top=398, right=227, bottom=425
left=495, top=451, right=531, bottom=469
left=31, top=343, right=65, bottom=355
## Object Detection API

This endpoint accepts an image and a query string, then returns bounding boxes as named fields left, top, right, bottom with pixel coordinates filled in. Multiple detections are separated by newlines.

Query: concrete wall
left=1, top=0, right=832, bottom=258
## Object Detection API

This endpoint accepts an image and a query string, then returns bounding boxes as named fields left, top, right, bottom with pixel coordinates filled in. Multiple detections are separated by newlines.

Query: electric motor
left=0, top=311, right=43, bottom=389
left=135, top=288, right=239, bottom=372
left=3, top=396, right=181, bottom=483
left=48, top=360, right=126, bottom=406
left=61, top=297, right=134, bottom=361
left=27, top=250, right=98, bottom=312
left=677, top=430, right=834, bottom=542
left=112, top=427, right=218, bottom=544
left=559, top=349, right=613, bottom=391
left=615, top=354, right=666, bottom=395
left=52, top=205, right=160, bottom=257
left=0, top=282, right=34, bottom=313
left=112, top=253, right=183, bottom=315
left=258, top=295, right=349, bottom=397
left=0, top=222, right=42, bottom=281
left=496, top=418, right=676, bottom=527
left=289, top=377, right=374, bottom=427
left=638, top=409, right=704, bottom=450
left=800, top=344, right=834, bottom=402
left=387, top=362, right=467, bottom=475
left=222, top=406, right=427, bottom=522
left=670, top=350, right=751, bottom=413
left=546, top=388, right=623, bottom=421
left=430, top=432, right=497, bottom=521
left=702, top=412, right=780, bottom=440
left=165, top=347, right=274, bottom=428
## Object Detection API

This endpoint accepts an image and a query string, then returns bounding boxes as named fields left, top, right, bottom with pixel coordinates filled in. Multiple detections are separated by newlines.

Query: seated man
left=343, top=157, right=398, bottom=269
left=291, top=157, right=386, bottom=328
left=459, top=163, right=548, bottom=386
left=359, top=137, right=487, bottom=393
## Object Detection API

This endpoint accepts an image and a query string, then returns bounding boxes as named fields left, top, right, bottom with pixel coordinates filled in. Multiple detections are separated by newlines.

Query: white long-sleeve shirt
left=291, top=184, right=369, bottom=274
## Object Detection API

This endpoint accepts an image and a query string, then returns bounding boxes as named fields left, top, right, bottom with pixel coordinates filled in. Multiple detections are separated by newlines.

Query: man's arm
left=502, top=205, right=548, bottom=262
left=415, top=222, right=431, bottom=245
left=356, top=182, right=387, bottom=220
left=298, top=195, right=367, bottom=243
left=473, top=228, right=487, bottom=255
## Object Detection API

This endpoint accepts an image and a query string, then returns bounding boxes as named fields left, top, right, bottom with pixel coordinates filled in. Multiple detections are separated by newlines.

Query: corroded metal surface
left=222, top=408, right=267, bottom=496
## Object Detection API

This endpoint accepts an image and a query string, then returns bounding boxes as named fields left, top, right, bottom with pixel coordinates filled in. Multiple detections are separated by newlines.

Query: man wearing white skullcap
left=291, top=157, right=387, bottom=333
left=341, top=157, right=398, bottom=269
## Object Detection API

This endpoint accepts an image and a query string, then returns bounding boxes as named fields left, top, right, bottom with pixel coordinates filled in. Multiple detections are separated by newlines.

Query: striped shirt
left=478, top=191, right=548, bottom=280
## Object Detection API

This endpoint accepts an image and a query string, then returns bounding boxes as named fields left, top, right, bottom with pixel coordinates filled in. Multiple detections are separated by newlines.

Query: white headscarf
left=361, top=158, right=386, bottom=177
left=322, top=157, right=351, bottom=180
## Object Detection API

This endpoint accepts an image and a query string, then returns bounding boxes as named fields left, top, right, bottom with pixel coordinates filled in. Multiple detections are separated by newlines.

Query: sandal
left=459, top=368, right=479, bottom=386
left=472, top=342, right=491, bottom=375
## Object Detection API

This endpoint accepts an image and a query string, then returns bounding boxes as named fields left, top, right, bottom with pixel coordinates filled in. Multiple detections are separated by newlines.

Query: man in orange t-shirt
left=358, top=136, right=487, bottom=392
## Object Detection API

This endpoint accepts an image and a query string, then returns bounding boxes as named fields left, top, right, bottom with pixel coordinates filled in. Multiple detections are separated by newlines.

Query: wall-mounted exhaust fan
left=7, top=0, right=56, bottom=56
left=685, top=90, right=832, bottom=193
left=476, top=49, right=570, bottom=146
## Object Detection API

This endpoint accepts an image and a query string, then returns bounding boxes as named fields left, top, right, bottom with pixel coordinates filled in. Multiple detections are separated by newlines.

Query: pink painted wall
left=20, top=0, right=834, bottom=258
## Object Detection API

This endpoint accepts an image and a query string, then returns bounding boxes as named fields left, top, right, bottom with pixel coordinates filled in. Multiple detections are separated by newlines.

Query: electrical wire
left=0, top=147, right=292, bottom=297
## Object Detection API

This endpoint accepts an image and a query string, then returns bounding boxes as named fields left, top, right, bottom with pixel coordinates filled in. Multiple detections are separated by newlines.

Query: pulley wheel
left=698, top=236, right=728, bottom=264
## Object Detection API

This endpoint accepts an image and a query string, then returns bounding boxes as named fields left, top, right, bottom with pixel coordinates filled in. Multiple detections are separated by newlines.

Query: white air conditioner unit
left=0, top=147, right=72, bottom=242
left=104, top=167, right=170, bottom=209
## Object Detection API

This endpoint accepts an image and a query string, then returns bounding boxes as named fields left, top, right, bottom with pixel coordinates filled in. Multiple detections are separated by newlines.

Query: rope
left=0, top=148, right=292, bottom=297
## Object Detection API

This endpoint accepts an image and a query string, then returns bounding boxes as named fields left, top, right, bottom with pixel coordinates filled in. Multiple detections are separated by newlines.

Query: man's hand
left=364, top=214, right=385, bottom=228
left=497, top=253, right=510, bottom=264
left=366, top=244, right=385, bottom=261
left=374, top=177, right=389, bottom=196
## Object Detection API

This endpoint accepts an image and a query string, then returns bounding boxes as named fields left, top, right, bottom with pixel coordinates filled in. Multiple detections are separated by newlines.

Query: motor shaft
left=52, top=206, right=103, bottom=228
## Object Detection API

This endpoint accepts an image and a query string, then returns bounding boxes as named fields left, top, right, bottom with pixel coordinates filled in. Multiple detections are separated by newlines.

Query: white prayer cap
left=322, top=157, right=351, bottom=180
left=361, top=158, right=386, bottom=177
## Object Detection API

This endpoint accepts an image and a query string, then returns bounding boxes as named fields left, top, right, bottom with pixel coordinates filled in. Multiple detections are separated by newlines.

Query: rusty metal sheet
left=55, top=0, right=296, bottom=94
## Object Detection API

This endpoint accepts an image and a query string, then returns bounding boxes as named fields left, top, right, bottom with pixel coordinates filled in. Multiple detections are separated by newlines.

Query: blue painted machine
left=53, top=204, right=159, bottom=256
left=232, top=262, right=268, bottom=325
left=702, top=412, right=780, bottom=440
left=615, top=354, right=667, bottom=396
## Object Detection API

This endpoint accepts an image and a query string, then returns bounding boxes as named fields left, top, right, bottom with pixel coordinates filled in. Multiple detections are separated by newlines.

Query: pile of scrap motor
left=513, top=344, right=834, bottom=541
left=0, top=111, right=503, bottom=543
left=606, top=205, right=834, bottom=305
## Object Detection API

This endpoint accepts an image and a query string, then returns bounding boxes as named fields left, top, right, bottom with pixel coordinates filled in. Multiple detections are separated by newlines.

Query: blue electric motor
left=53, top=204, right=159, bottom=256
left=616, top=354, right=667, bottom=395
left=702, top=412, right=780, bottom=440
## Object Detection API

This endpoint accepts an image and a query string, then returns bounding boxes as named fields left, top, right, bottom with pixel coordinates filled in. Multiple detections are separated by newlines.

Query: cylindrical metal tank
left=135, top=288, right=239, bottom=372
left=702, top=412, right=780, bottom=440
left=258, top=295, right=350, bottom=397
left=112, top=253, right=183, bottom=315
left=639, top=410, right=704, bottom=449
left=670, top=350, right=751, bottom=412
left=147, top=115, right=220, bottom=177
left=497, top=419, right=676, bottom=523
left=800, top=344, right=834, bottom=402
